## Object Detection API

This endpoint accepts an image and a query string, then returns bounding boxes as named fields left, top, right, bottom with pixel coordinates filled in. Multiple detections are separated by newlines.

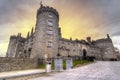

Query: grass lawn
left=73, top=60, right=92, bottom=67
left=37, top=60, right=92, bottom=69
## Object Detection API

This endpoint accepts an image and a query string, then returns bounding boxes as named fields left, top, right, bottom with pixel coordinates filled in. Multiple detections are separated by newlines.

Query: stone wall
left=59, top=39, right=79, bottom=57
left=94, top=39, right=116, bottom=60
left=0, top=57, right=38, bottom=72
left=86, top=45, right=101, bottom=60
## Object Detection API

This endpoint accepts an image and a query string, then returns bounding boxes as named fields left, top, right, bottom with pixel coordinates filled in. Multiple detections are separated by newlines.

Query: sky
left=0, top=0, right=120, bottom=57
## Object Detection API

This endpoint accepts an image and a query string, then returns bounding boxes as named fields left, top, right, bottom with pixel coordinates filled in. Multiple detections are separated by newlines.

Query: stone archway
left=83, top=49, right=87, bottom=59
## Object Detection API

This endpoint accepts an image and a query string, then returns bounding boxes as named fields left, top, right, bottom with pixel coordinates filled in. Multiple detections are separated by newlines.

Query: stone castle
left=6, top=3, right=117, bottom=61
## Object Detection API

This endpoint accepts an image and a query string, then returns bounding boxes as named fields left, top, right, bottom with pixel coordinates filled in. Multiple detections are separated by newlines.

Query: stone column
left=54, top=56, right=63, bottom=72
left=66, top=57, right=73, bottom=70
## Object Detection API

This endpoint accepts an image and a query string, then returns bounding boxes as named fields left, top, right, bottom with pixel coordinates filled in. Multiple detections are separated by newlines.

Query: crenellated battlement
left=10, top=35, right=17, bottom=39
left=37, top=4, right=59, bottom=20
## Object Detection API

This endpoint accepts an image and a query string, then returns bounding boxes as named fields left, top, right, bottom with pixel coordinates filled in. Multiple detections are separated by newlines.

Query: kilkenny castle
left=6, top=3, right=117, bottom=61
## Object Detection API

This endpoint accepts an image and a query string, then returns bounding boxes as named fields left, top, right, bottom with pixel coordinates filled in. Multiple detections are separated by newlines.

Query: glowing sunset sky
left=0, top=0, right=120, bottom=56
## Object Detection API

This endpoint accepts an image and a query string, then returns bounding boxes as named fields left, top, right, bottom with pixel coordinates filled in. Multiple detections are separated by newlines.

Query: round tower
left=31, top=3, right=60, bottom=61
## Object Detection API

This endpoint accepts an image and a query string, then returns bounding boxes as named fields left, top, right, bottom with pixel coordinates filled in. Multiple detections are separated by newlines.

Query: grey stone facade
left=6, top=4, right=117, bottom=61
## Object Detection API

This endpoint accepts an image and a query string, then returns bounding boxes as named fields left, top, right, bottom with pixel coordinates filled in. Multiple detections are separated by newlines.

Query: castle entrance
left=83, top=49, right=87, bottom=59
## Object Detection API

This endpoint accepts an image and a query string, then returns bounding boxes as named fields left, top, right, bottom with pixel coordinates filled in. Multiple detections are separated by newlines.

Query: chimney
left=31, top=27, right=34, bottom=35
left=27, top=32, right=30, bottom=38
left=107, top=34, right=110, bottom=39
left=86, top=37, right=91, bottom=43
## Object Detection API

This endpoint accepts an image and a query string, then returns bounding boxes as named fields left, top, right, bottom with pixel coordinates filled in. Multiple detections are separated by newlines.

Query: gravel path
left=30, top=61, right=120, bottom=80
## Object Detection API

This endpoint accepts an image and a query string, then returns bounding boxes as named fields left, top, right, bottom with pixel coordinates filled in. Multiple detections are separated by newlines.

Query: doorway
left=83, top=49, right=87, bottom=59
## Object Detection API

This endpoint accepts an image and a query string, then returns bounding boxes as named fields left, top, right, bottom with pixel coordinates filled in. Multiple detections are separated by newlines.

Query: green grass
left=73, top=60, right=91, bottom=67
left=63, top=60, right=66, bottom=69
left=37, top=60, right=92, bottom=69
left=37, top=64, right=46, bottom=69
left=37, top=63, right=55, bottom=69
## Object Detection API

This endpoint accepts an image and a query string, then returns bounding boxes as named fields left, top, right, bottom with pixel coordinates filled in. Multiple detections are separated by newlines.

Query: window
left=47, top=20, right=53, bottom=27
left=48, top=14, right=53, bottom=18
left=47, top=41, right=52, bottom=48
left=28, top=48, right=32, bottom=52
left=47, top=30, right=53, bottom=35
left=19, top=50, right=22, bottom=54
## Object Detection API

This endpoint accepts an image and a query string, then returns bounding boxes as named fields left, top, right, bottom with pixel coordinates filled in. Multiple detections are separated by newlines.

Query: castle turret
left=31, top=3, right=60, bottom=61
left=86, top=37, right=92, bottom=44
left=107, top=34, right=110, bottom=39
left=17, top=33, right=21, bottom=37
left=27, top=32, right=30, bottom=38
left=58, top=27, right=62, bottom=39
left=31, top=27, right=34, bottom=36
left=6, top=36, right=18, bottom=57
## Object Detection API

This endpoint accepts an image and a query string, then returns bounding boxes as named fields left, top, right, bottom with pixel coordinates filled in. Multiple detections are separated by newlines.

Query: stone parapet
left=37, top=5, right=59, bottom=20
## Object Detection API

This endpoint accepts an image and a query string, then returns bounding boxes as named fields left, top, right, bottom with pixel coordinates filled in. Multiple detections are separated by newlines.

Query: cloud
left=0, top=0, right=40, bottom=25
left=0, top=0, right=40, bottom=56
left=112, top=36, right=120, bottom=51
left=0, top=42, right=8, bottom=57
left=112, top=32, right=120, bottom=36
left=0, top=0, right=120, bottom=56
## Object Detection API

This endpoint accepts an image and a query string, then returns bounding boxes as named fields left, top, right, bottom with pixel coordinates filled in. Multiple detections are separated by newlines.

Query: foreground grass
left=37, top=60, right=92, bottom=69
left=73, top=60, right=92, bottom=67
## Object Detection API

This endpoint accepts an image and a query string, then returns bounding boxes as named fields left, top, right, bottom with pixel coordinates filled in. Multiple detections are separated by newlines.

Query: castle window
left=19, top=50, right=22, bottom=55
left=47, top=27, right=53, bottom=31
left=48, top=14, right=53, bottom=18
left=47, top=20, right=53, bottom=27
left=47, top=41, right=52, bottom=48
left=28, top=48, right=32, bottom=52
left=47, top=30, right=53, bottom=35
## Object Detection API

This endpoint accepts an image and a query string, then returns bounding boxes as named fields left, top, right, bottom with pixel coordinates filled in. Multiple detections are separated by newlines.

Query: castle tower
left=30, top=3, right=60, bottom=60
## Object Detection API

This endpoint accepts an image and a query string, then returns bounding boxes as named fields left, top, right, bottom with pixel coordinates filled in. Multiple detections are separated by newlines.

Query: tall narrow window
left=48, top=14, right=53, bottom=18
left=47, top=20, right=53, bottom=27
left=47, top=30, right=53, bottom=35
left=47, top=41, right=52, bottom=48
